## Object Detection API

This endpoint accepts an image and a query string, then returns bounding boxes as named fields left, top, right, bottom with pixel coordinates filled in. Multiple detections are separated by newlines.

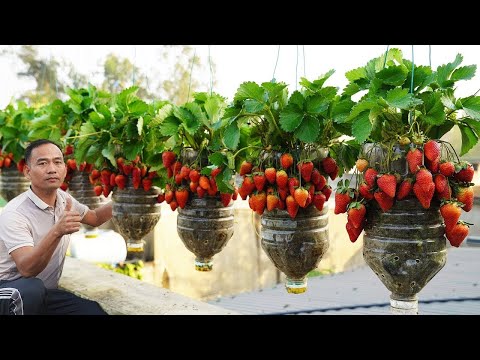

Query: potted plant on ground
left=337, top=47, right=478, bottom=313
left=155, top=91, right=238, bottom=271
left=223, top=73, right=359, bottom=293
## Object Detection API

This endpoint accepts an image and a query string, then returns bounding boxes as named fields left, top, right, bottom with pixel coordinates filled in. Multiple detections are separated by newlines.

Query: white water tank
left=69, top=228, right=127, bottom=264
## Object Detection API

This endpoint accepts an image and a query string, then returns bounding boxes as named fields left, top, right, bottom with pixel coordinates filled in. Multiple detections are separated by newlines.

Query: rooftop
left=209, top=246, right=480, bottom=315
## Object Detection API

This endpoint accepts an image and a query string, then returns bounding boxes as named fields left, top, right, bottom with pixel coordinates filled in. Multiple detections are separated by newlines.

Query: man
left=0, top=139, right=113, bottom=315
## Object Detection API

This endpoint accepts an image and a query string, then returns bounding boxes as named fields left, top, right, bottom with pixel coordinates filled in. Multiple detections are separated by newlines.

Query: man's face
left=24, top=143, right=67, bottom=192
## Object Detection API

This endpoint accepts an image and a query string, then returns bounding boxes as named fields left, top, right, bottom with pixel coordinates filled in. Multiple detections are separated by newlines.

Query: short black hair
left=24, top=139, right=63, bottom=165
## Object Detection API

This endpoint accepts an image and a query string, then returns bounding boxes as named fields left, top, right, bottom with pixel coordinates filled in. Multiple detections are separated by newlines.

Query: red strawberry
left=314, top=174, right=327, bottom=191
left=425, top=157, right=439, bottom=173
left=377, top=174, right=397, bottom=198
left=109, top=173, right=116, bottom=187
left=436, top=184, right=452, bottom=201
left=310, top=168, right=322, bottom=185
left=374, top=191, right=395, bottom=212
left=364, top=168, right=378, bottom=188
left=424, top=140, right=440, bottom=162
left=276, top=170, right=288, bottom=188
left=162, top=151, right=176, bottom=168
left=346, top=221, right=363, bottom=243
left=197, top=186, right=206, bottom=199
left=16, top=159, right=26, bottom=173
left=266, top=193, right=279, bottom=211
left=166, top=167, right=173, bottom=179
left=142, top=178, right=153, bottom=191
left=334, top=191, right=352, bottom=214
left=456, top=185, right=474, bottom=212
left=211, top=167, right=222, bottom=178
left=239, top=161, right=253, bottom=176
left=220, top=193, right=233, bottom=207
left=102, top=184, right=111, bottom=198
left=189, top=181, right=198, bottom=193
left=347, top=202, right=366, bottom=229
left=238, top=176, right=255, bottom=199
left=157, top=193, right=165, bottom=203
left=434, top=174, right=448, bottom=194
left=313, top=192, right=326, bottom=211
left=169, top=200, right=178, bottom=212
left=415, top=168, right=434, bottom=192
left=175, top=187, right=189, bottom=209
left=413, top=182, right=435, bottom=209
left=445, top=221, right=470, bottom=247
left=174, top=173, right=183, bottom=185
left=67, top=158, right=77, bottom=171
left=440, top=200, right=463, bottom=231
left=171, top=161, right=182, bottom=176
left=253, top=172, right=266, bottom=192
left=439, top=161, right=455, bottom=177
left=180, top=165, right=190, bottom=180
left=94, top=185, right=103, bottom=196
left=189, top=169, right=200, bottom=183
left=277, top=199, right=286, bottom=210
left=253, top=191, right=267, bottom=215
left=278, top=187, right=289, bottom=201
left=406, top=148, right=423, bottom=174
left=454, top=161, right=475, bottom=183
left=3, top=157, right=11, bottom=168
left=115, top=174, right=127, bottom=190
left=199, top=176, right=211, bottom=190
left=321, top=157, right=337, bottom=174
left=286, top=195, right=299, bottom=219
left=359, top=182, right=374, bottom=200
left=265, top=167, right=277, bottom=184
left=65, top=144, right=74, bottom=156
left=232, top=187, right=238, bottom=201
left=322, top=185, right=332, bottom=201
left=294, top=187, right=309, bottom=208
left=165, top=190, right=174, bottom=204
left=288, top=177, right=300, bottom=196
left=328, top=166, right=339, bottom=180
left=132, top=167, right=142, bottom=189
left=355, top=158, right=369, bottom=172
left=60, top=182, right=68, bottom=191
left=396, top=178, right=413, bottom=200
left=280, top=153, right=294, bottom=170
left=298, top=161, right=314, bottom=182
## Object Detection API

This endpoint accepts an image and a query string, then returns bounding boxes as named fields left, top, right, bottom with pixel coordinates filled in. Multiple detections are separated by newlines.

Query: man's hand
left=56, top=197, right=81, bottom=235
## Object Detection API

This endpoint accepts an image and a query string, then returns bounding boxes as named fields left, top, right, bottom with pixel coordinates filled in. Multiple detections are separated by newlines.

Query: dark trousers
left=0, top=277, right=107, bottom=315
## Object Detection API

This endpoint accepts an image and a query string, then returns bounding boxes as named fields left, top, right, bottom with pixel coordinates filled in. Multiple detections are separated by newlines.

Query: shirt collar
left=27, top=187, right=64, bottom=211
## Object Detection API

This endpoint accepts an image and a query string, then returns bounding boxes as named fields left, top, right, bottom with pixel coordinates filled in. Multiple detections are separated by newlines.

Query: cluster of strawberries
left=158, top=151, right=237, bottom=211
left=338, top=140, right=475, bottom=247
left=0, top=149, right=24, bottom=172
left=238, top=152, right=339, bottom=219
left=61, top=145, right=158, bottom=197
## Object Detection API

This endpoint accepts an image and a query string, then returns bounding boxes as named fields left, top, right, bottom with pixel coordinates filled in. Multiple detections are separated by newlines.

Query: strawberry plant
left=155, top=91, right=239, bottom=211
left=0, top=101, right=36, bottom=172
left=72, top=86, right=166, bottom=197
left=338, top=48, right=477, bottom=247
left=222, top=74, right=360, bottom=218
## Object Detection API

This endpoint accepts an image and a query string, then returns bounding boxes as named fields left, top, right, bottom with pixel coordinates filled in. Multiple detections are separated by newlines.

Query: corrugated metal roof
left=209, top=247, right=480, bottom=315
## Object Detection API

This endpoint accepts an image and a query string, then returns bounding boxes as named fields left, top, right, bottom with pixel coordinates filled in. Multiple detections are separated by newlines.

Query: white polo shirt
left=0, top=188, right=88, bottom=289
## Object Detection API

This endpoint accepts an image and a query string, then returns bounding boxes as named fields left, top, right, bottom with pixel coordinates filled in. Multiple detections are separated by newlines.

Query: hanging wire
left=208, top=45, right=214, bottom=95
left=132, top=46, right=137, bottom=86
left=429, top=45, right=432, bottom=68
left=409, top=45, right=415, bottom=124
left=295, top=45, right=299, bottom=90
left=302, top=45, right=306, bottom=78
left=382, top=45, right=390, bottom=68
left=187, top=47, right=197, bottom=102
left=271, top=45, right=281, bottom=82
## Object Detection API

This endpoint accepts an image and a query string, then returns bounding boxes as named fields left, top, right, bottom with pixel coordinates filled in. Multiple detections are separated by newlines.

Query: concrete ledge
left=59, top=257, right=239, bottom=315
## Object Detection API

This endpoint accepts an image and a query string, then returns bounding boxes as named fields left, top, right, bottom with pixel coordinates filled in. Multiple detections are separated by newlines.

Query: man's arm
left=81, top=201, right=113, bottom=228
left=10, top=197, right=81, bottom=278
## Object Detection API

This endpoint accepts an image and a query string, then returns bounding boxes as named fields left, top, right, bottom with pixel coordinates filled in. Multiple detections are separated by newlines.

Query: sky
left=1, top=45, right=480, bottom=108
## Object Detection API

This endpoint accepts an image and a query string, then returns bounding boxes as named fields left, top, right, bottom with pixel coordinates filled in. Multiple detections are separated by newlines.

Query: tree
left=1, top=45, right=88, bottom=107
left=101, top=53, right=154, bottom=100
left=157, top=45, right=217, bottom=105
